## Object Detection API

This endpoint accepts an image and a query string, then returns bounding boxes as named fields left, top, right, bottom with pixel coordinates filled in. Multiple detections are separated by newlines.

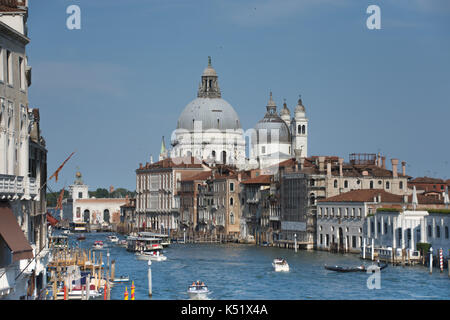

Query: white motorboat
left=135, top=250, right=167, bottom=261
left=187, top=282, right=210, bottom=300
left=113, top=275, right=130, bottom=283
left=107, top=235, right=119, bottom=243
left=118, top=239, right=128, bottom=248
left=92, top=241, right=104, bottom=250
left=272, top=258, right=289, bottom=272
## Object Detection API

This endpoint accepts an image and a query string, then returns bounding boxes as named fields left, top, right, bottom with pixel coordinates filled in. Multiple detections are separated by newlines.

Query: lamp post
left=294, top=233, right=297, bottom=253
left=184, top=228, right=186, bottom=244
left=429, top=247, right=433, bottom=275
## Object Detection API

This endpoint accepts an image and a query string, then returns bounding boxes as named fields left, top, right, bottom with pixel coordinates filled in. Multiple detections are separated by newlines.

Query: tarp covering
left=46, top=212, right=59, bottom=226
left=0, top=202, right=34, bottom=262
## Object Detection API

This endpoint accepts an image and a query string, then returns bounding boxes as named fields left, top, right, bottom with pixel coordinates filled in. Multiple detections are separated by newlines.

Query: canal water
left=67, top=232, right=450, bottom=300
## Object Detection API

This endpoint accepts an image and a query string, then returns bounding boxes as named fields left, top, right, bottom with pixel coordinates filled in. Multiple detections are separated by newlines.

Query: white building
left=0, top=1, right=49, bottom=300
left=365, top=210, right=450, bottom=259
left=171, top=57, right=246, bottom=168
left=251, top=95, right=308, bottom=169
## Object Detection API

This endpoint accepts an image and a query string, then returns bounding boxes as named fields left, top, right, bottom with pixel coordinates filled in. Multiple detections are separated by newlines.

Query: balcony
left=0, top=265, right=18, bottom=297
left=0, top=175, right=37, bottom=200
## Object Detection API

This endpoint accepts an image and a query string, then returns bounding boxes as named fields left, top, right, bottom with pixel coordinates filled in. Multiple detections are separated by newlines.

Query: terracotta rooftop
left=137, top=157, right=205, bottom=170
left=319, top=189, right=445, bottom=205
left=181, top=171, right=212, bottom=182
left=0, top=0, right=26, bottom=12
left=409, top=176, right=446, bottom=184
left=241, top=175, right=272, bottom=185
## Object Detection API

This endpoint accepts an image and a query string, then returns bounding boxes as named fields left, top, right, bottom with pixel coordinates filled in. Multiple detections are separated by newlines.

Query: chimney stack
left=338, top=158, right=344, bottom=177
left=382, top=156, right=386, bottom=169
left=327, top=161, right=331, bottom=177
left=319, top=156, right=325, bottom=173
left=377, top=152, right=381, bottom=167
left=294, top=149, right=302, bottom=171
left=299, top=157, right=305, bottom=171
left=401, top=161, right=406, bottom=176
left=391, top=159, right=399, bottom=178
left=150, top=155, right=154, bottom=164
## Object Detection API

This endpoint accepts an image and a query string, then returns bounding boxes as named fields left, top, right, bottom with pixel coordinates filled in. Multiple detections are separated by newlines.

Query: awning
left=0, top=202, right=34, bottom=262
left=46, top=212, right=59, bottom=226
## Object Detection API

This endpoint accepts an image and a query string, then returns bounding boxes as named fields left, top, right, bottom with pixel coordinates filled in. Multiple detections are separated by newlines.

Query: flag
left=56, top=188, right=65, bottom=211
left=49, top=152, right=75, bottom=183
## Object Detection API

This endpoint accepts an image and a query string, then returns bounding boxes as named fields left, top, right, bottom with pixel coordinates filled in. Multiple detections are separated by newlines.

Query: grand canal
left=66, top=232, right=450, bottom=300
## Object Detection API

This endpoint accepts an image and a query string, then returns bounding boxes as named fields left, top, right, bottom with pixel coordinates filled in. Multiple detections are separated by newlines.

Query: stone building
left=135, top=156, right=210, bottom=235
left=171, top=57, right=245, bottom=168
left=0, top=1, right=49, bottom=300
left=119, top=197, right=136, bottom=234
left=408, top=176, right=448, bottom=193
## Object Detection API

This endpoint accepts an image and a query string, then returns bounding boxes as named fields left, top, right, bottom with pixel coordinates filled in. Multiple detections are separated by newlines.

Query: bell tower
left=291, top=96, right=308, bottom=157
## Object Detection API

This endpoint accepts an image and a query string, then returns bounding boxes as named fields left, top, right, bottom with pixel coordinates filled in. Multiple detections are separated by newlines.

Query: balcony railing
left=0, top=175, right=37, bottom=200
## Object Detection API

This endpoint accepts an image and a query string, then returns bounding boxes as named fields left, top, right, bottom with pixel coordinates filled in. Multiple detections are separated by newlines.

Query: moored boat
left=324, top=262, right=388, bottom=273
left=107, top=235, right=119, bottom=243
left=113, top=275, right=130, bottom=283
left=272, top=258, right=289, bottom=272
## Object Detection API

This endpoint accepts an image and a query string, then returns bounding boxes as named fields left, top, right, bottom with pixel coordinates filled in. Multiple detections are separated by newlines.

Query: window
left=261, top=146, right=266, bottom=154
left=230, top=183, right=234, bottom=192
left=369, top=181, right=374, bottom=189
left=427, top=225, right=432, bottom=237
left=310, top=179, right=315, bottom=186
left=230, top=212, right=235, bottom=225
left=230, top=197, right=234, bottom=206
left=386, top=181, right=390, bottom=189
left=384, top=222, right=388, bottom=235
left=344, top=180, right=348, bottom=188
left=334, top=180, right=338, bottom=188
left=399, top=181, right=403, bottom=190
left=358, top=208, right=362, bottom=218
left=320, top=234, right=323, bottom=245
left=302, top=125, right=305, bottom=134
left=6, top=50, right=12, bottom=84
left=18, top=56, right=25, bottom=90
left=445, top=226, right=449, bottom=239
left=78, top=192, right=83, bottom=199
left=298, top=125, right=301, bottom=134
left=436, top=226, right=440, bottom=238
left=352, top=236, right=356, bottom=248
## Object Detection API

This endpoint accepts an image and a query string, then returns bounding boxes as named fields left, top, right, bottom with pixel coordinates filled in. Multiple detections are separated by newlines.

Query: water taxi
left=137, top=232, right=170, bottom=247
left=272, top=258, right=289, bottom=272
left=126, top=236, right=163, bottom=252
left=107, top=235, right=119, bottom=243
left=92, top=241, right=104, bottom=250
left=187, top=281, right=210, bottom=299
left=135, top=249, right=167, bottom=261
left=69, top=221, right=87, bottom=233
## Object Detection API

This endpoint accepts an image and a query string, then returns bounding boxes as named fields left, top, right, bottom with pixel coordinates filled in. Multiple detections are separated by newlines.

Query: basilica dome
left=177, top=97, right=242, bottom=131
left=253, top=93, right=291, bottom=144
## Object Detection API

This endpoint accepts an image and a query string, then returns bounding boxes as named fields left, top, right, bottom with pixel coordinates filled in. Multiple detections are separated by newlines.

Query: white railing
left=0, top=266, right=17, bottom=295
left=0, top=174, right=25, bottom=197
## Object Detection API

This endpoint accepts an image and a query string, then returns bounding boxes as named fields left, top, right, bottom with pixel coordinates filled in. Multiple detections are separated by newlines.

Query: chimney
left=401, top=161, right=406, bottom=176
left=377, top=152, right=381, bottom=167
left=338, top=158, right=344, bottom=177
left=327, top=161, right=331, bottom=177
left=294, top=149, right=302, bottom=171
left=381, top=156, right=386, bottom=169
left=391, top=158, right=399, bottom=178
left=319, top=156, right=325, bottom=173
left=150, top=155, right=154, bottom=164
left=299, top=157, right=305, bottom=171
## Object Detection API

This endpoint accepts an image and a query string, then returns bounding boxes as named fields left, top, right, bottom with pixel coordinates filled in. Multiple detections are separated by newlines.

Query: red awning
left=0, top=202, right=34, bottom=262
left=46, top=212, right=59, bottom=226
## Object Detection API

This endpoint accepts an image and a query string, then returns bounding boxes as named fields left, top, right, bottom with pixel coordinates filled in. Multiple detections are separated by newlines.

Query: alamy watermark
left=366, top=265, right=381, bottom=289
left=66, top=5, right=81, bottom=30
left=366, top=5, right=381, bottom=30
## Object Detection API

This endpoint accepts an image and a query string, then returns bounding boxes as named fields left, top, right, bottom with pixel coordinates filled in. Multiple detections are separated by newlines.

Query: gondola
left=324, top=263, right=388, bottom=273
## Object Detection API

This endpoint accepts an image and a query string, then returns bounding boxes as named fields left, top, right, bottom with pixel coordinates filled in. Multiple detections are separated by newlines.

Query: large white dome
left=177, top=97, right=242, bottom=131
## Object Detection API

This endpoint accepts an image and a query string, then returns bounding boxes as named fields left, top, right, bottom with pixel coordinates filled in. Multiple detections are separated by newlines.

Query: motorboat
left=135, top=250, right=167, bottom=261
left=272, top=258, right=289, bottom=272
left=187, top=281, right=210, bottom=300
left=56, top=284, right=102, bottom=300
left=324, top=262, right=388, bottom=273
left=92, top=241, right=104, bottom=250
left=118, top=239, right=128, bottom=248
left=77, top=234, right=86, bottom=241
left=113, top=275, right=130, bottom=283
left=107, top=235, right=119, bottom=243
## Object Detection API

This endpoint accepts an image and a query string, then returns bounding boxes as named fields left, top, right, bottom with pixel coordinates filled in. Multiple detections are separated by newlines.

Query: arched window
left=230, top=212, right=235, bottom=225
left=310, top=194, right=316, bottom=206
left=370, top=181, right=374, bottom=189
left=298, top=125, right=301, bottom=134
left=212, top=150, right=216, bottom=159
left=399, top=181, right=403, bottom=190
left=104, top=209, right=110, bottom=223
left=334, top=180, right=338, bottom=188
left=386, top=181, right=390, bottom=189
left=302, top=125, right=305, bottom=134
left=221, top=151, right=227, bottom=164
left=230, top=197, right=234, bottom=206
left=344, top=180, right=348, bottom=188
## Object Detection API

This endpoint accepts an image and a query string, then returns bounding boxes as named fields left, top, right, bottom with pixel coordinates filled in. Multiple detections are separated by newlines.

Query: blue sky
left=27, top=0, right=450, bottom=191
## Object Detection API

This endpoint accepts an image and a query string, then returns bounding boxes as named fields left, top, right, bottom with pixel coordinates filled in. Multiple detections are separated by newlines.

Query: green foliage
left=426, top=209, right=450, bottom=214
left=46, top=189, right=69, bottom=207
left=416, top=242, right=431, bottom=254
left=376, top=208, right=401, bottom=213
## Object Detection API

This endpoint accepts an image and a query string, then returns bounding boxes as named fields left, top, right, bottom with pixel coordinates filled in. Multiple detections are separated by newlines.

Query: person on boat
left=191, top=282, right=196, bottom=287
left=201, top=281, right=205, bottom=287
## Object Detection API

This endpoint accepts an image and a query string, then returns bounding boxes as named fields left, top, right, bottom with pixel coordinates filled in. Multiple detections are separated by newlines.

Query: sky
left=26, top=0, right=450, bottom=191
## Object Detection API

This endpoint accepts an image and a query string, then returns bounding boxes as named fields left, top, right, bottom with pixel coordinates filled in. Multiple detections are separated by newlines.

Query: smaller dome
left=280, top=100, right=290, bottom=116
left=295, top=98, right=306, bottom=113
left=76, top=171, right=82, bottom=178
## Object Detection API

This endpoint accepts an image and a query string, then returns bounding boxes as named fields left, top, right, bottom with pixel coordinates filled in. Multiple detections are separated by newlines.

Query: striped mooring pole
left=439, top=248, right=443, bottom=273
left=131, top=281, right=135, bottom=300
left=124, top=286, right=128, bottom=300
